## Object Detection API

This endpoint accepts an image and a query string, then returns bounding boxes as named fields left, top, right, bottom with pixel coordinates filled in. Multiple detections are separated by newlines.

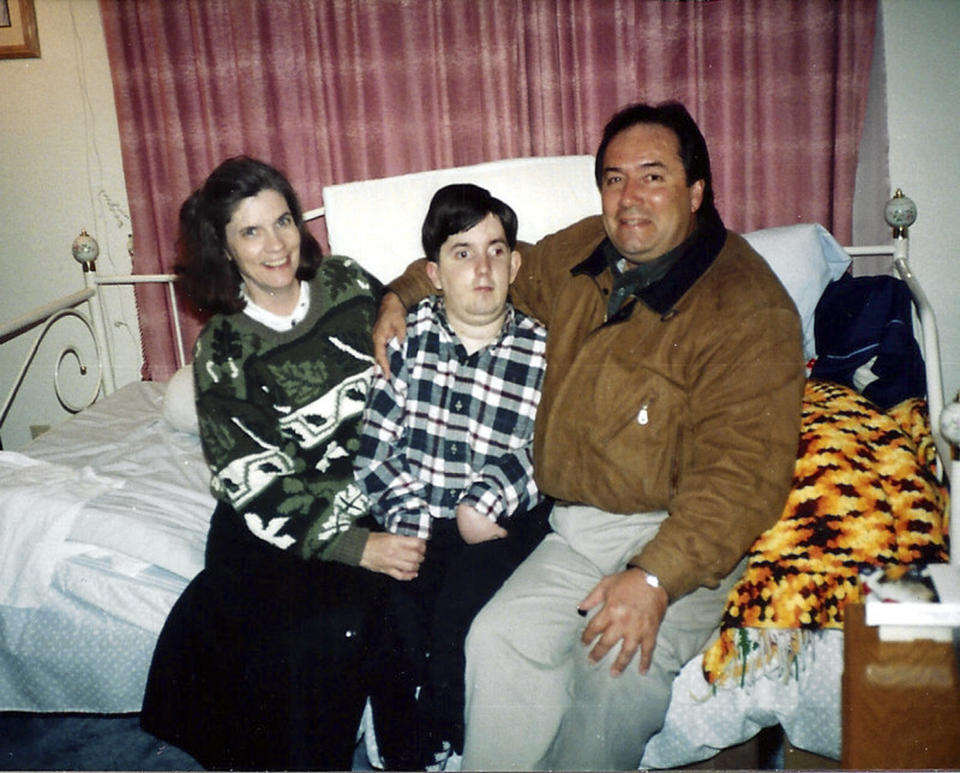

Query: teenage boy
left=354, top=183, right=550, bottom=770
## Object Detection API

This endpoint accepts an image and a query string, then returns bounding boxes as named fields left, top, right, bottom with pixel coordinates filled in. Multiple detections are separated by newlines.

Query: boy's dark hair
left=594, top=101, right=718, bottom=223
left=175, top=155, right=322, bottom=315
left=421, top=183, right=518, bottom=262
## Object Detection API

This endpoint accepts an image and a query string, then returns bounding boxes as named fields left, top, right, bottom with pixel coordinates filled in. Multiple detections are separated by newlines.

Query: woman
left=140, top=157, right=426, bottom=770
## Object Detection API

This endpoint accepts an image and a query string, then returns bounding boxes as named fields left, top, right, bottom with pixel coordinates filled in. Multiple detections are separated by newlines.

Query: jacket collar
left=571, top=208, right=727, bottom=318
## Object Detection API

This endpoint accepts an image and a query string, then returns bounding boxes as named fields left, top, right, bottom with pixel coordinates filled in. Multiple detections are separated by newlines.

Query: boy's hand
left=456, top=503, right=507, bottom=544
left=360, top=531, right=426, bottom=580
left=372, top=291, right=408, bottom=378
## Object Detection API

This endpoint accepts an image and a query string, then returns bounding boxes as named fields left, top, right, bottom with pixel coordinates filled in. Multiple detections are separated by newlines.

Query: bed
left=0, top=155, right=955, bottom=770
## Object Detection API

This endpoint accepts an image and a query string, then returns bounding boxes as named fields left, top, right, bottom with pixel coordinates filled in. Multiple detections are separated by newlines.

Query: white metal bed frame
left=0, top=264, right=183, bottom=430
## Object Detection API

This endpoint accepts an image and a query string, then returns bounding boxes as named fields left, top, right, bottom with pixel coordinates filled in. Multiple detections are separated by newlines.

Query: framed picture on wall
left=0, top=0, right=40, bottom=59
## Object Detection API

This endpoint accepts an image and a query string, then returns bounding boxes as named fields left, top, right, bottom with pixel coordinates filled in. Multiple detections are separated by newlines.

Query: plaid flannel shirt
left=354, top=296, right=547, bottom=538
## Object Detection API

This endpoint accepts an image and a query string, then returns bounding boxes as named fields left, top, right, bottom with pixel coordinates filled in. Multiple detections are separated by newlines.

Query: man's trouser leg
left=460, top=505, right=744, bottom=771
left=541, top=553, right=746, bottom=770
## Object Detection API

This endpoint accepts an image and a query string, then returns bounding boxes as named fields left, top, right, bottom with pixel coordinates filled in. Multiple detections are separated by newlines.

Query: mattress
left=0, top=381, right=214, bottom=712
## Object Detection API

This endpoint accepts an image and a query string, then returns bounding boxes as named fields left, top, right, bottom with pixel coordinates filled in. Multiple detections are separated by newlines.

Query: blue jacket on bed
left=811, top=273, right=926, bottom=410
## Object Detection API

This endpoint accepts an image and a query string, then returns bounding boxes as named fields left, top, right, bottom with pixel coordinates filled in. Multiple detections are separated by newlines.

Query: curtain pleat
left=99, top=0, right=877, bottom=380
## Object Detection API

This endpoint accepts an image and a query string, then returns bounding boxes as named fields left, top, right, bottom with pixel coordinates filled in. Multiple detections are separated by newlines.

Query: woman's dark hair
left=175, top=156, right=322, bottom=314
left=594, top=101, right=718, bottom=222
left=421, top=183, right=518, bottom=262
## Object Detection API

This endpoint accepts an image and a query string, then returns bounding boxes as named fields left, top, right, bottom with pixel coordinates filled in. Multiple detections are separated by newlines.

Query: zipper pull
left=637, top=404, right=649, bottom=425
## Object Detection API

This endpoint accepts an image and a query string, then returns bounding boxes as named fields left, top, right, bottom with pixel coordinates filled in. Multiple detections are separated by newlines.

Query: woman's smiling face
left=224, top=188, right=302, bottom=312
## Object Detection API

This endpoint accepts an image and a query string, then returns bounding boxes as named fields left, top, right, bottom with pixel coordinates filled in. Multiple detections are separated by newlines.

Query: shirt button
left=454, top=400, right=463, bottom=411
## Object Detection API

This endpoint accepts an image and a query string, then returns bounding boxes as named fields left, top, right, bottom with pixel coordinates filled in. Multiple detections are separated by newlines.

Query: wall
left=0, top=0, right=139, bottom=449
left=0, top=0, right=958, bottom=448
left=882, top=0, right=960, bottom=404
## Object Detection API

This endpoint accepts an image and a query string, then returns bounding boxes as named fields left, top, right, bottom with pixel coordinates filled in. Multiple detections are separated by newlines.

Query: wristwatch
left=627, top=564, right=660, bottom=589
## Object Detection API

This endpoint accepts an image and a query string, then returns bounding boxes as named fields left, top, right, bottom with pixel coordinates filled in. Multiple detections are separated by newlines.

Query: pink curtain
left=100, top=0, right=877, bottom=381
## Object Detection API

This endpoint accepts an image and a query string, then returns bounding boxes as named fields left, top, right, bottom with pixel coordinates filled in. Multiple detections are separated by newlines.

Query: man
left=355, top=183, right=550, bottom=770
left=373, top=102, right=804, bottom=770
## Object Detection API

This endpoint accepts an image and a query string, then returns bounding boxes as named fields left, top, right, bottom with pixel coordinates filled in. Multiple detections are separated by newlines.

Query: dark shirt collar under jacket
left=602, top=238, right=682, bottom=319
left=571, top=207, right=727, bottom=319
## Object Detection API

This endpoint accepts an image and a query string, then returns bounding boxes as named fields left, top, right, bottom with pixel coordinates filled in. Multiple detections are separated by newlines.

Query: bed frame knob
left=884, top=189, right=917, bottom=239
left=71, top=229, right=100, bottom=270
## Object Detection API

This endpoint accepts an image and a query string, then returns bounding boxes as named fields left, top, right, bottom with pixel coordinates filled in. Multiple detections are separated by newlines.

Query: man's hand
left=372, top=291, right=408, bottom=378
left=578, top=569, right=669, bottom=676
left=456, top=503, right=508, bottom=544
left=359, top=531, right=426, bottom=580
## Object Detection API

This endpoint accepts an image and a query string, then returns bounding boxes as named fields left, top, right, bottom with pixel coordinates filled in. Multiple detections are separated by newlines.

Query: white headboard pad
left=321, top=155, right=600, bottom=283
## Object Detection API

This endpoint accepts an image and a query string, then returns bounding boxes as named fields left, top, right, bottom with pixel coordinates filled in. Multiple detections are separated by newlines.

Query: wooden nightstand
left=842, top=603, right=960, bottom=768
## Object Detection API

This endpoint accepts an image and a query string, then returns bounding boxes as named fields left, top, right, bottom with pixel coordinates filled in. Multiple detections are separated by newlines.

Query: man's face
left=600, top=123, right=705, bottom=266
left=426, top=212, right=521, bottom=335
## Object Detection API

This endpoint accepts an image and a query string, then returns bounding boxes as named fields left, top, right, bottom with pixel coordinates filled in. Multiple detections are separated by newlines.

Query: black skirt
left=141, top=502, right=383, bottom=771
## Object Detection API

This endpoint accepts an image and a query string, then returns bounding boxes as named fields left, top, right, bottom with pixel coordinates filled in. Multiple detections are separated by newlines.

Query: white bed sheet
left=26, top=381, right=213, bottom=580
left=642, top=629, right=843, bottom=768
left=0, top=381, right=214, bottom=712
left=0, top=453, right=119, bottom=609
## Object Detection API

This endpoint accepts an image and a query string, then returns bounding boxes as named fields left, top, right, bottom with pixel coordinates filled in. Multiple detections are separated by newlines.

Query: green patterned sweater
left=193, top=255, right=382, bottom=565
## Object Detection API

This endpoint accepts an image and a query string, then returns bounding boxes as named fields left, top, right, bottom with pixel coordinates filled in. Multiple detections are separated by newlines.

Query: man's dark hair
left=176, top=155, right=322, bottom=315
left=594, top=101, right=718, bottom=221
left=421, top=183, right=518, bottom=262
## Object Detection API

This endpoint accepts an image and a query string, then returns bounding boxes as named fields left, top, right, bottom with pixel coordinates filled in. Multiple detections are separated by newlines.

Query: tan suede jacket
left=391, top=215, right=804, bottom=600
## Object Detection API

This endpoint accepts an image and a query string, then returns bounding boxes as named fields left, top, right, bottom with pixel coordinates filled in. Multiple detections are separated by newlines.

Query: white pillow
left=743, top=223, right=851, bottom=361
left=162, top=364, right=198, bottom=434
left=321, top=155, right=600, bottom=283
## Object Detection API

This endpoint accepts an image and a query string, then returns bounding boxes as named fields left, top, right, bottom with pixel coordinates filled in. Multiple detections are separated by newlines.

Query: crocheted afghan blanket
left=701, top=379, right=949, bottom=687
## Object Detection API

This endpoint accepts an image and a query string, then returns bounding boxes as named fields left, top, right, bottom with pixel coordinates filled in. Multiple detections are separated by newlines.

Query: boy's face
left=426, top=212, right=521, bottom=334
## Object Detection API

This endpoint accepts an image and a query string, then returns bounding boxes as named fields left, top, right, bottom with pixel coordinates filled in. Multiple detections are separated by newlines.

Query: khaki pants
left=461, top=504, right=746, bottom=771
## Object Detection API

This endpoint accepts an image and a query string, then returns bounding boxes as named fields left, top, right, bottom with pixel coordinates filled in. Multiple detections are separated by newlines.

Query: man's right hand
left=372, top=291, right=408, bottom=378
left=578, top=568, right=668, bottom=676
left=359, top=531, right=426, bottom=580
